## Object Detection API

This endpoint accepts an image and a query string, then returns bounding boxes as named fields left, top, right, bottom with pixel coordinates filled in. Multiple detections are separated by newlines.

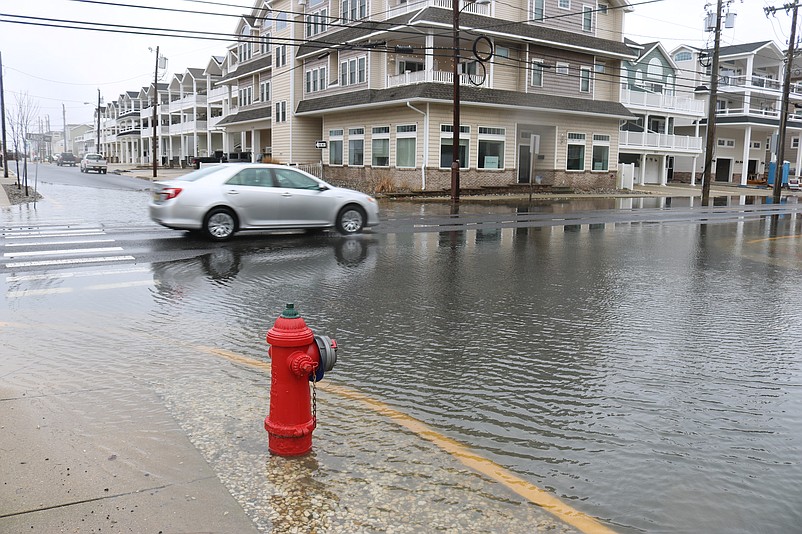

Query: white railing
left=387, top=69, right=487, bottom=88
left=620, top=88, right=704, bottom=114
left=619, top=131, right=703, bottom=152
left=209, top=115, right=224, bottom=127
left=209, top=86, right=228, bottom=100
left=386, top=0, right=491, bottom=20
left=716, top=107, right=802, bottom=121
left=720, top=74, right=781, bottom=93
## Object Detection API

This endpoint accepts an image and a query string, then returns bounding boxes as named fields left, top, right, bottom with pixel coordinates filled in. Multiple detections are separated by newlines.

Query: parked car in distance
left=149, top=163, right=379, bottom=241
left=80, top=153, right=107, bottom=174
left=56, top=152, right=77, bottom=166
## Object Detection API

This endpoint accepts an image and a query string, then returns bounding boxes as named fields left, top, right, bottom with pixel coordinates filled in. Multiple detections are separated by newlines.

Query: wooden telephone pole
left=766, top=1, right=800, bottom=203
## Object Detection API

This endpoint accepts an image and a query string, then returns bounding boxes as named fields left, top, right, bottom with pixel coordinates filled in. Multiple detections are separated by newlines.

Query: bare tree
left=7, top=91, right=39, bottom=195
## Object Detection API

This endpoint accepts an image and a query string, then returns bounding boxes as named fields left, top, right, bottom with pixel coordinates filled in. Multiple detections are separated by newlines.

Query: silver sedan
left=149, top=164, right=379, bottom=240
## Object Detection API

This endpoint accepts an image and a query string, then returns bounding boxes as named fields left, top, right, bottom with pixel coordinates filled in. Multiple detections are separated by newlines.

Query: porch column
left=639, top=154, right=646, bottom=185
left=691, top=156, right=698, bottom=186
left=659, top=155, right=667, bottom=186
left=425, top=33, right=434, bottom=77
left=252, top=128, right=260, bottom=162
left=795, top=132, right=802, bottom=178
left=740, top=125, right=751, bottom=186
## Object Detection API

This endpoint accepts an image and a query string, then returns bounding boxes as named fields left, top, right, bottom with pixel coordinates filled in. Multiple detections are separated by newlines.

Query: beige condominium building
left=215, top=0, right=638, bottom=191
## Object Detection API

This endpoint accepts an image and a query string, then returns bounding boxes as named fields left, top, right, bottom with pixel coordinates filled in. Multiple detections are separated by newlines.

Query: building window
left=275, top=45, right=287, bottom=67
left=752, top=141, right=762, bottom=149
left=238, top=86, right=253, bottom=107
left=533, top=0, right=544, bottom=20
left=238, top=39, right=252, bottom=63
left=566, top=132, right=585, bottom=171
left=276, top=12, right=288, bottom=31
left=674, top=51, right=692, bottom=62
left=259, top=81, right=270, bottom=103
left=372, top=126, right=390, bottom=167
left=598, top=3, right=608, bottom=14
left=342, top=0, right=367, bottom=22
left=439, top=124, right=470, bottom=169
left=348, top=128, right=364, bottom=166
left=556, top=62, right=569, bottom=75
left=792, top=137, right=799, bottom=149
left=717, top=138, right=735, bottom=148
left=275, top=101, right=286, bottom=122
left=580, top=67, right=591, bottom=92
left=531, top=60, right=544, bottom=87
left=558, top=0, right=570, bottom=8
left=305, top=66, right=327, bottom=93
left=260, top=32, right=270, bottom=54
left=592, top=134, right=610, bottom=171
left=340, top=56, right=367, bottom=86
left=478, top=127, right=505, bottom=169
left=398, top=59, right=424, bottom=74
left=396, top=124, right=417, bottom=168
left=582, top=5, right=593, bottom=31
left=329, top=129, right=343, bottom=165
left=306, top=8, right=328, bottom=37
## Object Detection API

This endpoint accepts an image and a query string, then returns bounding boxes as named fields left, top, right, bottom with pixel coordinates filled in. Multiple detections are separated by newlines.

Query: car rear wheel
left=204, top=208, right=237, bottom=241
left=336, top=205, right=366, bottom=235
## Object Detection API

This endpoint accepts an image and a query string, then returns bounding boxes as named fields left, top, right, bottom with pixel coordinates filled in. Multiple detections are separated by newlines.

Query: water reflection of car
left=788, top=176, right=800, bottom=191
left=149, top=164, right=379, bottom=241
left=150, top=237, right=375, bottom=298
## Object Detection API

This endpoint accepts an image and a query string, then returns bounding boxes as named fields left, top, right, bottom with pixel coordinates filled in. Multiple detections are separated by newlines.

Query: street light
left=452, top=0, right=490, bottom=204
left=82, top=89, right=102, bottom=155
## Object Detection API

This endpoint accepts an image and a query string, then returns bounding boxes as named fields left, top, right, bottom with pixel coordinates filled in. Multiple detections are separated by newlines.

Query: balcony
left=387, top=69, right=489, bottom=89
left=168, top=94, right=208, bottom=112
left=209, top=85, right=228, bottom=101
left=169, top=120, right=209, bottom=134
left=620, top=88, right=704, bottom=115
left=716, top=74, right=802, bottom=98
left=386, top=0, right=491, bottom=20
left=619, top=131, right=703, bottom=153
left=140, top=126, right=170, bottom=138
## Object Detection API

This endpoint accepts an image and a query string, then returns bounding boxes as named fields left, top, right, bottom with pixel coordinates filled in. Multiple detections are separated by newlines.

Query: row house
left=618, top=41, right=705, bottom=185
left=93, top=64, right=229, bottom=166
left=672, top=41, right=802, bottom=184
left=211, top=0, right=638, bottom=191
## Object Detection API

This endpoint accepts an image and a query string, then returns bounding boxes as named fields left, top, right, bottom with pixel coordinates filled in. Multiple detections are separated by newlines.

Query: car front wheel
left=336, top=205, right=366, bottom=235
left=203, top=208, right=237, bottom=241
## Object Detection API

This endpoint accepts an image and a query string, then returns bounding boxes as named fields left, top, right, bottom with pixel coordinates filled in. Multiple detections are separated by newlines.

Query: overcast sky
left=0, top=0, right=796, bottom=131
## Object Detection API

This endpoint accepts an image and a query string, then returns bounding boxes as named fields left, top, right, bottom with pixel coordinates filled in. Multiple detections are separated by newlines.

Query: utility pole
left=62, top=103, right=67, bottom=155
left=701, top=0, right=724, bottom=206
left=0, top=51, right=7, bottom=177
left=152, top=45, right=159, bottom=179
left=96, top=88, right=101, bottom=156
left=766, top=1, right=800, bottom=203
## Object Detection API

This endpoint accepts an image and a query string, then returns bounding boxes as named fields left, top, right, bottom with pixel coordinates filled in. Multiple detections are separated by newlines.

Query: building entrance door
left=715, top=158, right=731, bottom=181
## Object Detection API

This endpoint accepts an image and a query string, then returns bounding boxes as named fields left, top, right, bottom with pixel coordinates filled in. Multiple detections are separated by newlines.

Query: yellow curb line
left=197, top=344, right=617, bottom=534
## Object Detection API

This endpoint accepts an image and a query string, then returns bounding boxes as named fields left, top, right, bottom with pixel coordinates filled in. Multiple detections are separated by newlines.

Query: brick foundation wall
left=322, top=166, right=616, bottom=192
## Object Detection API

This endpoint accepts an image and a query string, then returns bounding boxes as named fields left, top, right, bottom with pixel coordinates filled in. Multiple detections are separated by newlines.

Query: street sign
left=315, top=140, right=327, bottom=149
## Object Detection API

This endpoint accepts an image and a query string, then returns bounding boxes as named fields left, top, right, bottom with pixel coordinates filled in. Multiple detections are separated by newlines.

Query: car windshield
left=87, top=155, right=101, bottom=160
left=175, top=165, right=230, bottom=182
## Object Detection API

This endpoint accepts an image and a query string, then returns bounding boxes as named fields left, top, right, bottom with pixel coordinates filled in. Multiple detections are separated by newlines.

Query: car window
left=272, top=168, right=320, bottom=190
left=176, top=165, right=230, bottom=182
left=227, top=168, right=275, bottom=187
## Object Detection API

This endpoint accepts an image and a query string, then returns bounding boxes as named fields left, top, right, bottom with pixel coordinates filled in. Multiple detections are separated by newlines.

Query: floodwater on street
left=3, top=182, right=802, bottom=533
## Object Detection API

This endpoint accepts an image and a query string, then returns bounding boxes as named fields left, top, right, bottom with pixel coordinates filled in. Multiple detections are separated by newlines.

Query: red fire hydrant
left=264, top=303, right=337, bottom=456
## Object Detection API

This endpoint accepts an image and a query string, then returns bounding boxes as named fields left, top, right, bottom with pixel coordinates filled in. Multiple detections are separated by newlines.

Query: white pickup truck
left=80, top=153, right=108, bottom=174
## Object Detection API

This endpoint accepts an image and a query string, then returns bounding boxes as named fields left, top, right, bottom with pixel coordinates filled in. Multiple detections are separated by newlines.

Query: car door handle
left=282, top=192, right=293, bottom=197
left=226, top=190, right=240, bottom=195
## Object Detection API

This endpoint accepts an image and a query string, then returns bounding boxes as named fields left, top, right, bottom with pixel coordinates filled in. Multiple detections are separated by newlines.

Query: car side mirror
left=318, top=185, right=329, bottom=191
